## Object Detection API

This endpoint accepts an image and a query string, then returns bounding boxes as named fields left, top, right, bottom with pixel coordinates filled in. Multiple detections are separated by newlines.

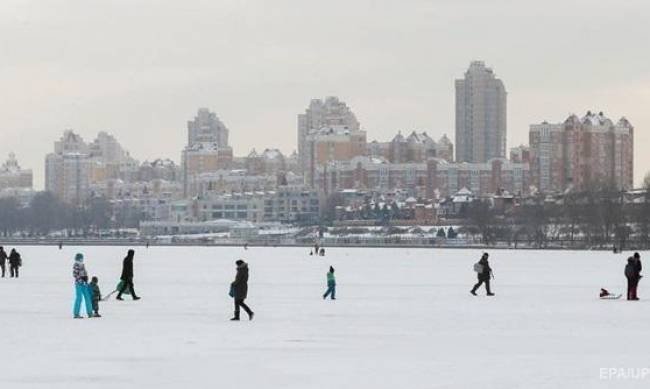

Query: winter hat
left=329, top=266, right=335, bottom=273
left=75, top=253, right=84, bottom=262
left=634, top=252, right=640, bottom=259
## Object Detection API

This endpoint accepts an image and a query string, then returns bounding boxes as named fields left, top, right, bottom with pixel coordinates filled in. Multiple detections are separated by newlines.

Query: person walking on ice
left=89, top=276, right=102, bottom=317
left=471, top=253, right=495, bottom=296
left=72, top=253, right=94, bottom=318
left=230, top=259, right=254, bottom=321
left=625, top=253, right=642, bottom=300
left=8, top=248, right=21, bottom=278
left=116, top=249, right=140, bottom=301
left=0, top=246, right=7, bottom=278
left=323, top=266, right=336, bottom=300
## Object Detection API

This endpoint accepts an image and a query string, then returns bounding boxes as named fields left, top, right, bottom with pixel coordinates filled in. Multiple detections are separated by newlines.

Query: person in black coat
left=116, top=249, right=140, bottom=301
left=231, top=259, right=254, bottom=321
left=0, top=246, right=7, bottom=278
left=471, top=253, right=494, bottom=296
left=625, top=252, right=643, bottom=300
left=8, top=249, right=21, bottom=278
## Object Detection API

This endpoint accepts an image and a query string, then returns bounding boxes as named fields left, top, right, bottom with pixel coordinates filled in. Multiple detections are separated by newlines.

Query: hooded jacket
left=231, top=262, right=249, bottom=300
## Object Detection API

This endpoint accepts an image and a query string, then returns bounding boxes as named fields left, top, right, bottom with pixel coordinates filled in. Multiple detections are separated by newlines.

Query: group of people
left=67, top=246, right=643, bottom=320
left=72, top=249, right=141, bottom=319
left=470, top=251, right=645, bottom=301
left=0, top=246, right=22, bottom=278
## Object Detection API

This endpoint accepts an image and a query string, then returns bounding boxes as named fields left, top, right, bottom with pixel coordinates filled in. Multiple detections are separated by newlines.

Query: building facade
left=0, top=153, right=33, bottom=190
left=297, top=97, right=360, bottom=175
left=529, top=111, right=634, bottom=192
left=316, top=156, right=529, bottom=198
left=305, top=126, right=367, bottom=188
left=187, top=108, right=229, bottom=148
left=455, top=61, right=507, bottom=163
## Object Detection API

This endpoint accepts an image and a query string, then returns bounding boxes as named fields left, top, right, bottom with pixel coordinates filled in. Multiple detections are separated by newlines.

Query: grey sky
left=1, top=0, right=649, bottom=188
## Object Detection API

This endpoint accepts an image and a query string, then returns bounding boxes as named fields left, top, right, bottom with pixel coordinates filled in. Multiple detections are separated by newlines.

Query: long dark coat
left=121, top=254, right=134, bottom=281
left=232, top=263, right=249, bottom=300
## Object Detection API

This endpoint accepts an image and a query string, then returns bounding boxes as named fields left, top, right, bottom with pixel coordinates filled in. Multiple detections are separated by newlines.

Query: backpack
left=473, top=262, right=483, bottom=273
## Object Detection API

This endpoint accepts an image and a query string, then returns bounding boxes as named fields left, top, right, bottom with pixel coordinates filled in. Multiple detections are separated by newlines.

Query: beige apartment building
left=529, top=111, right=633, bottom=193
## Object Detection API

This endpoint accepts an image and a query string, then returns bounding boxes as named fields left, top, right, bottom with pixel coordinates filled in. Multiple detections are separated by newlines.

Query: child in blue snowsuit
left=323, top=266, right=336, bottom=300
left=72, top=253, right=94, bottom=318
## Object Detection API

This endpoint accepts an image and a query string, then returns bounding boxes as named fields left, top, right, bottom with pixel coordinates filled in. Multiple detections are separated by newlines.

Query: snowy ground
left=0, top=246, right=649, bottom=389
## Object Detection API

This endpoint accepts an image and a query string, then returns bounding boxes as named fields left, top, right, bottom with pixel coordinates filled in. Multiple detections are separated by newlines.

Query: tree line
left=0, top=192, right=138, bottom=237
left=462, top=183, right=650, bottom=249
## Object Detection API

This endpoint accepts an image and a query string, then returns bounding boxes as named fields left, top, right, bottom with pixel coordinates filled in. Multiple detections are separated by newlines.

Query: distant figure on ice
left=625, top=252, right=643, bottom=301
left=59, top=241, right=63, bottom=250
left=314, top=244, right=320, bottom=254
left=471, top=253, right=494, bottom=296
left=116, top=249, right=140, bottom=301
left=230, top=259, right=254, bottom=321
left=8, top=248, right=21, bottom=278
left=89, top=276, right=102, bottom=317
left=72, top=253, right=93, bottom=319
left=323, top=266, right=336, bottom=300
left=319, top=248, right=325, bottom=257
left=0, top=246, right=7, bottom=278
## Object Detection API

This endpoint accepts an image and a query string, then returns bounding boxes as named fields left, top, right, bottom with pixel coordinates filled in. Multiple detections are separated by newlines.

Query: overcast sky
left=1, top=0, right=649, bottom=188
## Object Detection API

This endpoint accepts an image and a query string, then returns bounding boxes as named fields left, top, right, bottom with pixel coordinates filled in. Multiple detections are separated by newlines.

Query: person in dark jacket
left=231, top=259, right=254, bottom=321
left=8, top=249, right=21, bottom=278
left=625, top=253, right=642, bottom=300
left=90, top=276, right=102, bottom=317
left=471, top=253, right=494, bottom=296
left=0, top=246, right=7, bottom=278
left=633, top=252, right=642, bottom=298
left=116, top=249, right=140, bottom=301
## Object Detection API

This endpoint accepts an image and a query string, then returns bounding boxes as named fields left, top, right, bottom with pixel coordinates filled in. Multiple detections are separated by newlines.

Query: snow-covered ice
left=0, top=246, right=649, bottom=389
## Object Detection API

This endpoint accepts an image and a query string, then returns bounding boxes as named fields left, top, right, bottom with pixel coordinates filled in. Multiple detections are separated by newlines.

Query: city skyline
left=2, top=1, right=649, bottom=188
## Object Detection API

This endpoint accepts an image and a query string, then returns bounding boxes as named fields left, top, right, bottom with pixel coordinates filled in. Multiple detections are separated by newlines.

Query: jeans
left=323, top=285, right=336, bottom=299
left=74, top=283, right=93, bottom=317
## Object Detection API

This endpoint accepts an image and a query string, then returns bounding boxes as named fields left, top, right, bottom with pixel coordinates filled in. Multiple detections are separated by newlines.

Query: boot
left=230, top=316, right=240, bottom=321
left=487, top=292, right=495, bottom=296
left=132, top=296, right=141, bottom=301
left=470, top=289, right=477, bottom=296
left=249, top=312, right=255, bottom=321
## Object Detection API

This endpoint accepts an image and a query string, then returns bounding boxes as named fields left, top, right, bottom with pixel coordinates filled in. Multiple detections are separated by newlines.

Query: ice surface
left=0, top=246, right=648, bottom=389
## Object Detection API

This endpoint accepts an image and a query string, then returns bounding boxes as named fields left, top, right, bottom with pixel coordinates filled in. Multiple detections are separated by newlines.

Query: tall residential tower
left=455, top=61, right=507, bottom=163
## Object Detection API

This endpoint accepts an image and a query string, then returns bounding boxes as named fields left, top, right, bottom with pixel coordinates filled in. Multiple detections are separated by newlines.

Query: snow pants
left=10, top=265, right=18, bottom=278
left=74, top=283, right=93, bottom=317
left=0, top=262, right=4, bottom=277
left=323, top=285, right=336, bottom=299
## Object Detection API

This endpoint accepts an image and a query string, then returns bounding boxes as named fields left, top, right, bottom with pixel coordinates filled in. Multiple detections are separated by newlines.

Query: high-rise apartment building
left=529, top=111, right=633, bottom=192
left=455, top=61, right=507, bottom=163
left=187, top=108, right=229, bottom=147
left=304, top=125, right=367, bottom=188
left=182, top=108, right=234, bottom=196
left=297, top=97, right=360, bottom=176
left=45, top=130, right=91, bottom=204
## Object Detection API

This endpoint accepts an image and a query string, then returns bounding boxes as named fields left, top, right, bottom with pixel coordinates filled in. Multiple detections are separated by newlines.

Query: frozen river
left=0, top=246, right=647, bottom=388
